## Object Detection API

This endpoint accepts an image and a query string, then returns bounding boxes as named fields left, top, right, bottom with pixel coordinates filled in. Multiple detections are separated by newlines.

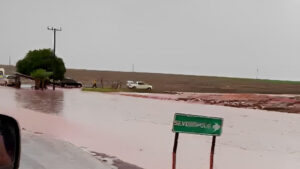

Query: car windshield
left=6, top=76, right=15, bottom=79
left=64, top=79, right=76, bottom=83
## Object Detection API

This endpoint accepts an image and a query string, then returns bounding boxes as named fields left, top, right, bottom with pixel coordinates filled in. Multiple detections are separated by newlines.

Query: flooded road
left=1, top=86, right=300, bottom=169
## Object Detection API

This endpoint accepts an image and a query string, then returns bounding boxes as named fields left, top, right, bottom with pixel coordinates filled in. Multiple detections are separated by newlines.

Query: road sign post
left=172, top=132, right=179, bottom=169
left=210, top=136, right=216, bottom=169
left=172, top=113, right=223, bottom=169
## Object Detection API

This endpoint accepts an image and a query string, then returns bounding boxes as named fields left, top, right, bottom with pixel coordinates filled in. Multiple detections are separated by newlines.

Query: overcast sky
left=0, top=0, right=300, bottom=80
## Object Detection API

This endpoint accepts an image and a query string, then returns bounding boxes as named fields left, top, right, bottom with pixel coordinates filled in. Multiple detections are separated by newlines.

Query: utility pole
left=47, top=26, right=62, bottom=56
left=9, top=56, right=11, bottom=66
left=47, top=26, right=62, bottom=90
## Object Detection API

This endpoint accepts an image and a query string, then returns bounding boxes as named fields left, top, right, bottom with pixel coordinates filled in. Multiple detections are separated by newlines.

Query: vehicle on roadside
left=0, top=68, right=5, bottom=85
left=59, top=78, right=82, bottom=88
left=127, top=81, right=153, bottom=90
left=0, top=68, right=5, bottom=78
left=4, top=75, right=16, bottom=86
left=126, top=80, right=134, bottom=87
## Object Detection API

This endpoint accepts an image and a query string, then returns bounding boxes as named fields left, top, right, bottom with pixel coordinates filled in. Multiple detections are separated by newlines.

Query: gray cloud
left=0, top=0, right=299, bottom=80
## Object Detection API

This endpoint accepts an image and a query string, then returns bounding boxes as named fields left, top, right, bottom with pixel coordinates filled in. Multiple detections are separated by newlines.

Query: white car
left=128, top=81, right=153, bottom=90
left=0, top=79, right=5, bottom=86
left=126, top=80, right=134, bottom=87
left=5, top=75, right=16, bottom=86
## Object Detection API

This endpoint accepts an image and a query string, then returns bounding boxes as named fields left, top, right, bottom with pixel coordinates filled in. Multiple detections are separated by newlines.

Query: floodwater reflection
left=15, top=89, right=64, bottom=114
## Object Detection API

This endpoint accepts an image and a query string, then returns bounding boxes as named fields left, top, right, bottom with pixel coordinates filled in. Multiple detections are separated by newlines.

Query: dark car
left=60, top=78, right=82, bottom=88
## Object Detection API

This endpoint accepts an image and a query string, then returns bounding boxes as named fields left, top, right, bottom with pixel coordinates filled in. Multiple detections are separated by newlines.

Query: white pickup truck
left=127, top=81, right=153, bottom=90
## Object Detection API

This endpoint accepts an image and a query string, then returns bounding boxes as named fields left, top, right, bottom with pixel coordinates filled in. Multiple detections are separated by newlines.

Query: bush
left=30, top=69, right=53, bottom=80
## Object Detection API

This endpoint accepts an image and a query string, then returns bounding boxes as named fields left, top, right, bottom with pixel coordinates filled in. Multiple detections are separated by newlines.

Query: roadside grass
left=82, top=87, right=154, bottom=93
left=256, top=79, right=300, bottom=85
left=211, top=76, right=300, bottom=85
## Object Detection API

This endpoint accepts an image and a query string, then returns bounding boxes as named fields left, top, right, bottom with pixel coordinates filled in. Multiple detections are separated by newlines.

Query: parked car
left=126, top=80, right=134, bottom=87
left=5, top=75, right=16, bottom=86
left=0, top=78, right=5, bottom=86
left=59, top=78, right=82, bottom=88
left=128, top=81, right=153, bottom=90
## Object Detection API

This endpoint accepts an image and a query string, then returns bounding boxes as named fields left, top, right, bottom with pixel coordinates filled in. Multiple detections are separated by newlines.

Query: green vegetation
left=31, top=69, right=53, bottom=80
left=256, top=79, right=300, bottom=85
left=83, top=88, right=122, bottom=92
left=16, top=49, right=66, bottom=80
left=202, top=75, right=300, bottom=85
left=82, top=87, right=153, bottom=93
left=31, top=69, right=53, bottom=90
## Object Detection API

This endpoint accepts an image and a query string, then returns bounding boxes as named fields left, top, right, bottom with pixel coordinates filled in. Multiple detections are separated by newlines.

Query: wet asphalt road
left=20, top=132, right=111, bottom=169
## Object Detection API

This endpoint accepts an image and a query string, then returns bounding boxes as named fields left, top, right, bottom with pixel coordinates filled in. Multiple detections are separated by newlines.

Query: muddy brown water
left=1, top=86, right=300, bottom=169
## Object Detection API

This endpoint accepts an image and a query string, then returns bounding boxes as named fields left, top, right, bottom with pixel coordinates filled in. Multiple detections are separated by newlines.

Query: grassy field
left=82, top=87, right=153, bottom=93
left=2, top=64, right=300, bottom=94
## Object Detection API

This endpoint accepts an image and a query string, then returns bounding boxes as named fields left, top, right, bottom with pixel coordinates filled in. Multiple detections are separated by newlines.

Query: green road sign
left=172, top=113, right=223, bottom=136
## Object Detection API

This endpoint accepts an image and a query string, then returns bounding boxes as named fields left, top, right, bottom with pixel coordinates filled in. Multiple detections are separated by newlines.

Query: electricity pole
left=132, top=64, right=135, bottom=72
left=47, top=26, right=62, bottom=90
left=47, top=26, right=62, bottom=56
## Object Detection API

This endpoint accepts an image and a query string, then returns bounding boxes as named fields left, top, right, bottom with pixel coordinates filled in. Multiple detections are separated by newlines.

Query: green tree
left=16, top=49, right=66, bottom=80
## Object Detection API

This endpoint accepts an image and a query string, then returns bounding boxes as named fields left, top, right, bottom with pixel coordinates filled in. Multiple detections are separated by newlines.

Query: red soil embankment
left=120, top=93, right=300, bottom=113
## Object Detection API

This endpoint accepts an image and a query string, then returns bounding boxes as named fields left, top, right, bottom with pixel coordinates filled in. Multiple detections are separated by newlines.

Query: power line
left=47, top=26, right=62, bottom=90
left=47, top=26, right=62, bottom=56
